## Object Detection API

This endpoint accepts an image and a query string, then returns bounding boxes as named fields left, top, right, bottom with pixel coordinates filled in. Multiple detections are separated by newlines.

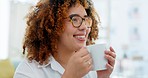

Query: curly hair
left=23, top=0, right=100, bottom=65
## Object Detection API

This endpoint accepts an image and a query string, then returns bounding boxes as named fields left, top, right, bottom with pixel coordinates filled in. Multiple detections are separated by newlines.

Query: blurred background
left=0, top=0, right=148, bottom=78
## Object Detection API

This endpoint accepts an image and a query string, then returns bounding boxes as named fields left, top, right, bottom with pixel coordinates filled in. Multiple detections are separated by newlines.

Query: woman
left=14, top=0, right=116, bottom=78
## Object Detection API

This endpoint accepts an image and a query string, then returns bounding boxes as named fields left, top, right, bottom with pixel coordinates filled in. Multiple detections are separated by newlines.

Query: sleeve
left=13, top=59, right=36, bottom=78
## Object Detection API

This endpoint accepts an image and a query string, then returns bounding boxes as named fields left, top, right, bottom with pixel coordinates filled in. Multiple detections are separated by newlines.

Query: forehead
left=67, top=4, right=87, bottom=16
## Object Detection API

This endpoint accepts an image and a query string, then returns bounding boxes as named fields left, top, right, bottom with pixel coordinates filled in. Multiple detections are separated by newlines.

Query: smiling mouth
left=73, top=35, right=86, bottom=41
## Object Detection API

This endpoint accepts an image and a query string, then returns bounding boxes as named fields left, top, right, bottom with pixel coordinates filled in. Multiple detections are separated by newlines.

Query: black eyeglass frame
left=68, top=14, right=92, bottom=28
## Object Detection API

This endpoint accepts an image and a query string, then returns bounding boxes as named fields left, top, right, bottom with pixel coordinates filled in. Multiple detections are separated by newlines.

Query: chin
left=74, top=43, right=86, bottom=51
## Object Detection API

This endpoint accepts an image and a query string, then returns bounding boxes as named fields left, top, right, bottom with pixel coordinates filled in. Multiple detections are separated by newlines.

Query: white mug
left=87, top=43, right=107, bottom=71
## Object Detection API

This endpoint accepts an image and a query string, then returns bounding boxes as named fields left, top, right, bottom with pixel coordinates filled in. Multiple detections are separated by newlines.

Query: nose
left=78, top=20, right=88, bottom=31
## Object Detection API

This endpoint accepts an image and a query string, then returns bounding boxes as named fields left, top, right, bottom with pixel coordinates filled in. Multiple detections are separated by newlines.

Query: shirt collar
left=37, top=55, right=65, bottom=75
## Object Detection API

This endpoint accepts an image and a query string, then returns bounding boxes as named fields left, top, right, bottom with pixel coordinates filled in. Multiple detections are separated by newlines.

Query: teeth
left=75, top=36, right=85, bottom=39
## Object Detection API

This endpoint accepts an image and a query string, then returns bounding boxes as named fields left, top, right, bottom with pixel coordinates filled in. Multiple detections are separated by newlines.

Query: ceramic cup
left=87, top=43, right=108, bottom=71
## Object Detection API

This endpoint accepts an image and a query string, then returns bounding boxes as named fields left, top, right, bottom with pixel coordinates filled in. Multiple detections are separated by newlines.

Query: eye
left=72, top=17, right=79, bottom=22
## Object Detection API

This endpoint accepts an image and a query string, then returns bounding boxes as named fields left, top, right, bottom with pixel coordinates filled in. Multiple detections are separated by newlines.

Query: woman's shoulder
left=17, top=58, right=38, bottom=69
left=13, top=58, right=38, bottom=78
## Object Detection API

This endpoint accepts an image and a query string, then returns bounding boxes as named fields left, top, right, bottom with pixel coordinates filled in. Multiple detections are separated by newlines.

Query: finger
left=88, top=57, right=93, bottom=66
left=84, top=58, right=93, bottom=67
left=105, top=55, right=115, bottom=66
left=110, top=47, right=115, bottom=53
left=88, top=64, right=93, bottom=71
left=106, top=63, right=113, bottom=72
left=84, top=58, right=93, bottom=71
left=76, top=47, right=89, bottom=57
left=81, top=53, right=92, bottom=62
left=105, top=50, right=116, bottom=58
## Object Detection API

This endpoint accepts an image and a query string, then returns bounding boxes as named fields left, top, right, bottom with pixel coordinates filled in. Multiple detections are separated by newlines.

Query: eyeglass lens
left=69, top=14, right=92, bottom=28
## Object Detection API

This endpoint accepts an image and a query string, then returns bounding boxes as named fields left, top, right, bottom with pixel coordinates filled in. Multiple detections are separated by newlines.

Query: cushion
left=0, top=59, right=15, bottom=78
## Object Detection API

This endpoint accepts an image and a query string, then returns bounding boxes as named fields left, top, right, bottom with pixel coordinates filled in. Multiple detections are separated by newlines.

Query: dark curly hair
left=23, top=0, right=100, bottom=65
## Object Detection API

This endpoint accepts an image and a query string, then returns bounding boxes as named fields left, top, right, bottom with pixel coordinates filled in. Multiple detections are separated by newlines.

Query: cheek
left=59, top=22, right=76, bottom=43
left=64, top=23, right=76, bottom=35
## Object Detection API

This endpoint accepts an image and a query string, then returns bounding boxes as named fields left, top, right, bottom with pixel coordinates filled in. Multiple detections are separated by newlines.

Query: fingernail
left=105, top=50, right=108, bottom=53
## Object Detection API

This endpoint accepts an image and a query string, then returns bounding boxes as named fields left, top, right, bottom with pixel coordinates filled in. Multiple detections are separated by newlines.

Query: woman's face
left=58, top=4, right=91, bottom=52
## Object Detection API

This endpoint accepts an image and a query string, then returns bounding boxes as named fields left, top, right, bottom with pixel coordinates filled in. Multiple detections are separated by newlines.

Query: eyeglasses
left=68, top=14, right=92, bottom=28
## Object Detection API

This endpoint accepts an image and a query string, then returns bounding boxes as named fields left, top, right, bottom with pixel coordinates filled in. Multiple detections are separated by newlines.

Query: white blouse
left=13, top=56, right=98, bottom=78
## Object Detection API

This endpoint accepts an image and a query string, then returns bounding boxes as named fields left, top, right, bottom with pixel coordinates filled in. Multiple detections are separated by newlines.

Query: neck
left=53, top=46, right=75, bottom=69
